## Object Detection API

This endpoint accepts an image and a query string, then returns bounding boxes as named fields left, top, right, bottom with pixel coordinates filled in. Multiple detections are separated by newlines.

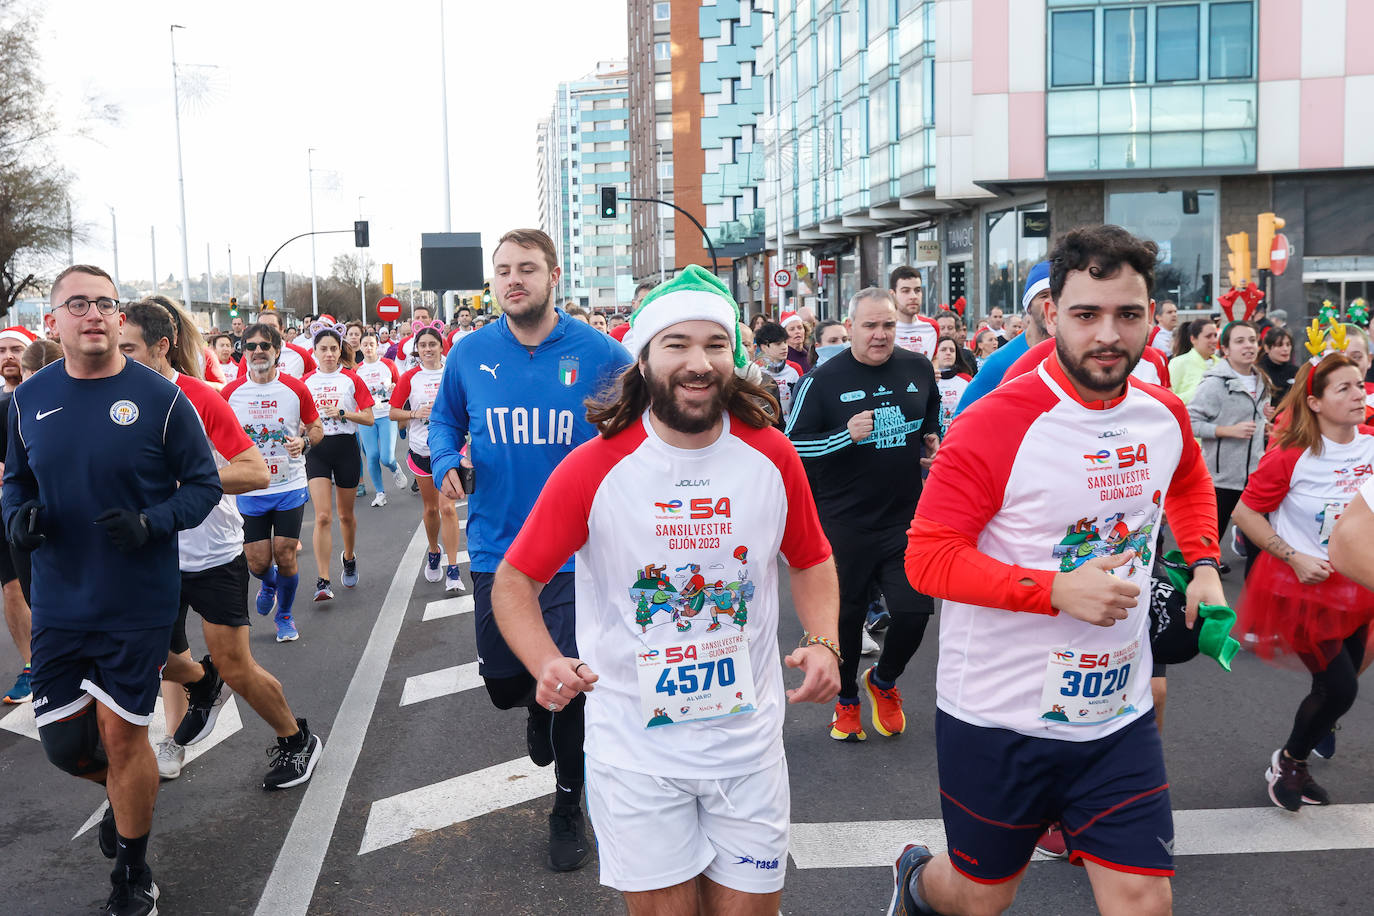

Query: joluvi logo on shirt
left=109, top=400, right=139, bottom=425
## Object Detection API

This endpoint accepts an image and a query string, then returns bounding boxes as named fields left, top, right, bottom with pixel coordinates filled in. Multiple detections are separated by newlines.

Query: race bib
left=1318, top=500, right=1346, bottom=547
left=1038, top=640, right=1141, bottom=725
left=635, top=633, right=757, bottom=729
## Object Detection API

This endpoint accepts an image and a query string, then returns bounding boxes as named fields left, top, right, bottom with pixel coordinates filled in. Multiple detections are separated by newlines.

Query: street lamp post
left=108, top=207, right=121, bottom=298
left=307, top=148, right=319, bottom=313
left=170, top=25, right=193, bottom=309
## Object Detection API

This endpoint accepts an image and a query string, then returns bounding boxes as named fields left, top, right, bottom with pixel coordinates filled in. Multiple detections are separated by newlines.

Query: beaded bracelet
left=799, top=632, right=842, bottom=663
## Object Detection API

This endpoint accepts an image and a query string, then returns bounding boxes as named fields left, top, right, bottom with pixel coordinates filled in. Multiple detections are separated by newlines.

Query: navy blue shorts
left=30, top=625, right=173, bottom=728
left=936, top=708, right=1173, bottom=883
left=471, top=570, right=576, bottom=679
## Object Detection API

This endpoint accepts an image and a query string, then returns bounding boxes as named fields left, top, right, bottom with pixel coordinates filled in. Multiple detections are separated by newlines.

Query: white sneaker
left=391, top=465, right=408, bottom=489
left=862, top=627, right=880, bottom=656
left=155, top=736, right=185, bottom=780
left=370, top=492, right=387, bottom=508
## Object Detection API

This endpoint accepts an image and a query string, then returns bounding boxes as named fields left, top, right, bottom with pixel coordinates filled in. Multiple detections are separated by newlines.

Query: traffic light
left=1200, top=274, right=1213, bottom=304
left=229, top=297, right=238, bottom=317
left=354, top=220, right=370, bottom=248
left=1225, top=232, right=1251, bottom=289
left=599, top=186, right=618, bottom=220
left=1255, top=212, right=1286, bottom=270
left=482, top=281, right=492, bottom=307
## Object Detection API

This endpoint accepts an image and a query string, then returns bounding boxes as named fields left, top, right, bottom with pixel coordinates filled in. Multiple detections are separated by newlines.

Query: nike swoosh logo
left=35, top=408, right=62, bottom=420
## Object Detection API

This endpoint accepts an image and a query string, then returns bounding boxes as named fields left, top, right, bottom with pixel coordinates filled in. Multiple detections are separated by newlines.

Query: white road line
left=787, top=803, right=1374, bottom=869
left=399, top=663, right=482, bottom=707
left=359, top=756, right=550, bottom=855
left=422, top=594, right=474, bottom=621
left=254, top=522, right=429, bottom=916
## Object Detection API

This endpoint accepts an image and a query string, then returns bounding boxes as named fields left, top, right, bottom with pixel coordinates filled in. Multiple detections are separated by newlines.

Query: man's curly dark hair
left=1048, top=224, right=1159, bottom=301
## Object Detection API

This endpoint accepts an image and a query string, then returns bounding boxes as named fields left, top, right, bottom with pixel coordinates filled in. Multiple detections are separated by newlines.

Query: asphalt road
left=3, top=488, right=1372, bottom=915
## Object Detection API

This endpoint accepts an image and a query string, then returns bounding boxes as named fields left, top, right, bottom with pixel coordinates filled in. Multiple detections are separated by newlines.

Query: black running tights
left=487, top=674, right=585, bottom=808
left=1284, top=627, right=1367, bottom=759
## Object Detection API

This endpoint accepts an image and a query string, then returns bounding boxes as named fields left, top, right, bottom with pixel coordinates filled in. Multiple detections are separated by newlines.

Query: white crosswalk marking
left=421, top=594, right=474, bottom=621
left=399, top=663, right=482, bottom=706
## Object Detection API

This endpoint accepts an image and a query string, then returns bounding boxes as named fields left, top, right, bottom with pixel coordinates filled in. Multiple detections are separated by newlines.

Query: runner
left=785, top=287, right=940, bottom=742
left=493, top=264, right=839, bottom=909
left=428, top=228, right=630, bottom=872
left=891, top=226, right=1225, bottom=916
left=210, top=333, right=237, bottom=375
left=1149, top=299, right=1179, bottom=355
left=0, top=325, right=36, bottom=704
left=933, top=336, right=971, bottom=436
left=780, top=310, right=812, bottom=372
left=753, top=322, right=803, bottom=421
left=4, top=265, right=221, bottom=916
left=119, top=302, right=324, bottom=789
left=234, top=307, right=316, bottom=379
left=354, top=331, right=406, bottom=506
left=446, top=306, right=476, bottom=348
left=143, top=294, right=224, bottom=388
left=890, top=266, right=940, bottom=359
left=222, top=322, right=324, bottom=642
left=1231, top=350, right=1374, bottom=810
left=390, top=323, right=461, bottom=588
left=393, top=304, right=439, bottom=371
left=1168, top=318, right=1219, bottom=403
left=302, top=325, right=374, bottom=601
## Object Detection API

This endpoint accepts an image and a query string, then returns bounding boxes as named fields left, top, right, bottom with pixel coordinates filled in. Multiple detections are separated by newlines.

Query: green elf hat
left=622, top=264, right=747, bottom=368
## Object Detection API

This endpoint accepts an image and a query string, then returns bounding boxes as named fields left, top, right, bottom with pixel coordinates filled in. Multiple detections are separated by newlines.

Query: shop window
left=1209, top=2, right=1253, bottom=79
left=1155, top=5, right=1200, bottom=82
left=1103, top=7, right=1146, bottom=84
left=1051, top=10, right=1095, bottom=87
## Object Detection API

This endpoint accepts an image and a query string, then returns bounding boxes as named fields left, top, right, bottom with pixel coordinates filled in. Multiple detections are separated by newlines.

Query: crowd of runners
left=6, top=222, right=1373, bottom=915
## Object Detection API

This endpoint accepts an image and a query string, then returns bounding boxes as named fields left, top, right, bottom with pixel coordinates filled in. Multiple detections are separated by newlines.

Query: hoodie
left=1187, top=359, right=1268, bottom=491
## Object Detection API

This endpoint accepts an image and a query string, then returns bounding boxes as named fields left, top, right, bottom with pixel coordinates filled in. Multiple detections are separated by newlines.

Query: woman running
left=1168, top=318, right=1219, bottom=403
left=933, top=335, right=972, bottom=436
left=354, top=331, right=407, bottom=506
left=1258, top=327, right=1297, bottom=406
left=302, top=326, right=375, bottom=601
left=390, top=323, right=462, bottom=590
left=1231, top=352, right=1374, bottom=811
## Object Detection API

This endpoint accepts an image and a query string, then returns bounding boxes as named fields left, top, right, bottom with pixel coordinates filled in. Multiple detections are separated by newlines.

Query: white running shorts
left=585, top=754, right=790, bottom=894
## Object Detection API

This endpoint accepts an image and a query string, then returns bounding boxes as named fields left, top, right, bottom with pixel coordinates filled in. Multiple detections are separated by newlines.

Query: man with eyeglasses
left=3, top=265, right=221, bottom=916
left=234, top=309, right=316, bottom=379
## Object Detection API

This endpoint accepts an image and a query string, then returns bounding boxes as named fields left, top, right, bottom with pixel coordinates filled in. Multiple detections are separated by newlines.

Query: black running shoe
left=264, top=719, right=324, bottom=790
left=888, top=843, right=934, bottom=916
left=174, top=655, right=226, bottom=746
left=548, top=805, right=591, bottom=872
left=527, top=706, right=554, bottom=767
left=1265, top=748, right=1328, bottom=811
left=103, top=865, right=158, bottom=916
left=99, top=803, right=117, bottom=859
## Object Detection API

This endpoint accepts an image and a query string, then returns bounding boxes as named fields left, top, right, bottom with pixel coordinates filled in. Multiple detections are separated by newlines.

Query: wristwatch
left=1188, top=557, right=1222, bottom=574
left=337, top=407, right=347, bottom=420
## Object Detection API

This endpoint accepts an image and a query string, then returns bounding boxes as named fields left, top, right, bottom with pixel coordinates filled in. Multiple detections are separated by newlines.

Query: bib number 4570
left=655, top=659, right=737, bottom=697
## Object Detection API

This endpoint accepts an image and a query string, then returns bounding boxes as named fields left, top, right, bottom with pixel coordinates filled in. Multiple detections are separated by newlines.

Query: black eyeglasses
left=59, top=296, right=120, bottom=316
left=242, top=341, right=276, bottom=352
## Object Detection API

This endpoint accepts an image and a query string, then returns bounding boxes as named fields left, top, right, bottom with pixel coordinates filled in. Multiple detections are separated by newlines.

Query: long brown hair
left=1275, top=353, right=1359, bottom=456
left=586, top=363, right=779, bottom=438
left=141, top=294, right=206, bottom=380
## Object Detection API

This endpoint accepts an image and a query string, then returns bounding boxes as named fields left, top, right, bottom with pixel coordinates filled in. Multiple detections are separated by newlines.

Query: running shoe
left=527, top=706, right=554, bottom=767
left=341, top=552, right=359, bottom=588
left=103, top=866, right=158, bottom=916
left=410, top=478, right=420, bottom=493
left=3, top=666, right=32, bottom=704
left=830, top=700, right=867, bottom=742
left=548, top=805, right=592, bottom=872
left=424, top=551, right=442, bottom=583
left=370, top=491, right=388, bottom=508
left=1266, top=748, right=1328, bottom=810
left=445, top=564, right=463, bottom=592
left=1034, top=823, right=1069, bottom=858
left=255, top=574, right=278, bottom=616
left=155, top=736, right=185, bottom=780
left=174, top=655, right=227, bottom=746
left=1313, top=726, right=1338, bottom=760
left=862, top=627, right=880, bottom=656
left=355, top=483, right=366, bottom=498
left=275, top=614, right=300, bottom=642
left=867, top=602, right=891, bottom=632
left=862, top=667, right=906, bottom=736
left=391, top=464, right=407, bottom=489
left=1230, top=524, right=1247, bottom=558
left=314, top=577, right=334, bottom=601
left=99, top=803, right=117, bottom=859
left=263, top=719, right=323, bottom=790
left=887, top=843, right=933, bottom=916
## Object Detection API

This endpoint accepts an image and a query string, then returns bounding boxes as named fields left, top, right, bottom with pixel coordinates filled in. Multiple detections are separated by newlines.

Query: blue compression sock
left=254, top=564, right=278, bottom=589
left=276, top=573, right=300, bottom=614
left=871, top=671, right=896, bottom=690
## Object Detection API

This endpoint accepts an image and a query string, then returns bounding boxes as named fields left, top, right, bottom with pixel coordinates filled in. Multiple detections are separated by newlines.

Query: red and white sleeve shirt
left=505, top=413, right=831, bottom=780
left=302, top=368, right=374, bottom=437
left=354, top=357, right=400, bottom=417
left=175, top=374, right=254, bottom=572
left=222, top=373, right=320, bottom=494
left=894, top=316, right=941, bottom=360
left=391, top=364, right=444, bottom=456
left=1240, top=432, right=1374, bottom=559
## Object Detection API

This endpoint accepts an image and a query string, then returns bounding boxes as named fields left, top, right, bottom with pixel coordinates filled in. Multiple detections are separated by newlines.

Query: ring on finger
left=555, top=681, right=563, bottom=694
left=548, top=701, right=558, bottom=712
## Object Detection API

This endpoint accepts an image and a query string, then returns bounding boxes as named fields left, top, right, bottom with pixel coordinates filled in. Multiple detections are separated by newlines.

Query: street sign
left=818, top=258, right=837, bottom=278
left=1270, top=233, right=1290, bottom=276
left=376, top=296, right=402, bottom=321
left=773, top=268, right=793, bottom=289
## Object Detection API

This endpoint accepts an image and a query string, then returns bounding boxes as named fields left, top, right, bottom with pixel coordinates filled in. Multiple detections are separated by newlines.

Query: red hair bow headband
left=411, top=319, right=444, bottom=334
left=1218, top=283, right=1264, bottom=322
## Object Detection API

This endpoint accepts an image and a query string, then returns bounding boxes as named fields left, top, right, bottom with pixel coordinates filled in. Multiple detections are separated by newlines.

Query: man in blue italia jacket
left=428, top=228, right=629, bottom=873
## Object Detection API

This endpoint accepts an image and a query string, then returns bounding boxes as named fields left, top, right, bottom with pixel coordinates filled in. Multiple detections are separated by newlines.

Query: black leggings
left=485, top=674, right=584, bottom=806
left=1216, top=486, right=1260, bottom=578
left=1284, top=626, right=1367, bottom=760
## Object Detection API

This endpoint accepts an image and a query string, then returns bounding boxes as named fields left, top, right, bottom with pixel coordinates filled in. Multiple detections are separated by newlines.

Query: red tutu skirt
left=1237, top=551, right=1374, bottom=671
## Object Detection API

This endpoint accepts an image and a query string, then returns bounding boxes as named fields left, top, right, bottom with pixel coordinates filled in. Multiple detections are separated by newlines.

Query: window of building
left=1106, top=186, right=1217, bottom=301
left=1103, top=7, right=1145, bottom=84
left=656, top=120, right=672, bottom=140
left=655, top=78, right=672, bottom=101
left=1051, top=10, right=1094, bottom=87
left=654, top=1, right=669, bottom=20
left=655, top=41, right=671, bottom=60
left=1209, top=2, right=1253, bottom=79
left=1156, top=5, right=1200, bottom=82
left=984, top=204, right=1049, bottom=318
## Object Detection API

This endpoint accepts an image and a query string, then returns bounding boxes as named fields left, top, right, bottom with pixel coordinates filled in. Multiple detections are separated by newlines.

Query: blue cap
left=1021, top=261, right=1052, bottom=312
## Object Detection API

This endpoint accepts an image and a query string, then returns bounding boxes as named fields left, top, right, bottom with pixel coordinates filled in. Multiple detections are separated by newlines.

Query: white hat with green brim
left=622, top=264, right=746, bottom=368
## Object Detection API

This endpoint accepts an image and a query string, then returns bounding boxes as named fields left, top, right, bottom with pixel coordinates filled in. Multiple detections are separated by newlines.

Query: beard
left=1055, top=336, right=1144, bottom=397
left=503, top=285, right=553, bottom=329
left=644, top=362, right=733, bottom=435
left=1, top=360, right=19, bottom=382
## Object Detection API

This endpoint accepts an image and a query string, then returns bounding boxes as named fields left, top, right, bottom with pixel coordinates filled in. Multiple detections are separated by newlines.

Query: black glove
left=7, top=500, right=44, bottom=551
left=94, top=508, right=151, bottom=552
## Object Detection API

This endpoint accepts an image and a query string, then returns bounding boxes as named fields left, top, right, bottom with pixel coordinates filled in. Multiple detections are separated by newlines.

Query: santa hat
left=779, top=310, right=804, bottom=328
left=622, top=264, right=746, bottom=367
left=0, top=326, right=38, bottom=347
left=1021, top=261, right=1052, bottom=311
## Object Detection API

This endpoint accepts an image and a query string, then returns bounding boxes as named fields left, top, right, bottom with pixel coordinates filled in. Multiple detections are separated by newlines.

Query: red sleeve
left=1144, top=348, right=1170, bottom=388
left=906, top=516, right=1057, bottom=614
left=505, top=429, right=647, bottom=582
left=349, top=370, right=375, bottom=409
left=177, top=376, right=253, bottom=458
left=202, top=348, right=225, bottom=384
left=785, top=360, right=804, bottom=377
left=384, top=358, right=399, bottom=384
left=1153, top=385, right=1222, bottom=562
left=1004, top=338, right=1055, bottom=382
left=281, top=375, right=320, bottom=424
left=734, top=423, right=831, bottom=569
left=301, top=370, right=315, bottom=383
left=288, top=343, right=316, bottom=373
left=1240, top=444, right=1303, bottom=514
left=392, top=367, right=417, bottom=407
left=236, top=356, right=247, bottom=378
left=220, top=376, right=246, bottom=401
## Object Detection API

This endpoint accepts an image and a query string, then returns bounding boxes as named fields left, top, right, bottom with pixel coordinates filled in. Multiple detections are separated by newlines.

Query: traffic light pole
left=619, top=195, right=719, bottom=276
left=259, top=229, right=355, bottom=308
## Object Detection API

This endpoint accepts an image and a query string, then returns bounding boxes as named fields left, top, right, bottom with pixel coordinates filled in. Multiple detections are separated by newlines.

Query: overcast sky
left=41, top=0, right=627, bottom=295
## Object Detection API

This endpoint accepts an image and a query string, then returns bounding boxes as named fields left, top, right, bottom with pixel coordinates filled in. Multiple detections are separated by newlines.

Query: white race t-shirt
left=894, top=317, right=940, bottom=359
left=303, top=367, right=374, bottom=437
left=1240, top=432, right=1374, bottom=558
left=392, top=364, right=445, bottom=455
left=354, top=357, right=400, bottom=417
left=222, top=373, right=320, bottom=493
left=504, top=413, right=831, bottom=779
left=176, top=374, right=254, bottom=572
